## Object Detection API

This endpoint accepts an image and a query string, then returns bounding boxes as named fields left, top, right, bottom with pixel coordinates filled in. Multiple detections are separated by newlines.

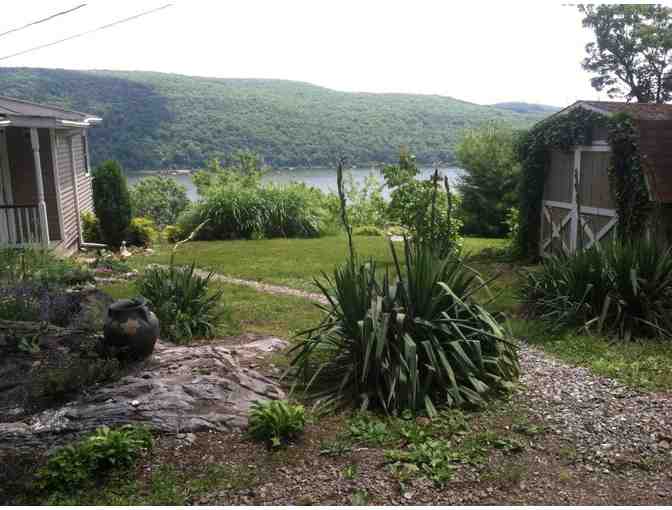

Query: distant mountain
left=490, top=102, right=560, bottom=115
left=0, top=68, right=552, bottom=170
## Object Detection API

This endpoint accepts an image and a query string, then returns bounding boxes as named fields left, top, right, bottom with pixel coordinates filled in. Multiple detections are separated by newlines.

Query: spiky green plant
left=135, top=262, right=228, bottom=343
left=289, top=239, right=519, bottom=415
left=522, top=240, right=672, bottom=340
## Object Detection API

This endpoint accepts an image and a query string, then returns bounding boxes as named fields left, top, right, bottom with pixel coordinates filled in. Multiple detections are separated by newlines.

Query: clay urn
left=103, top=297, right=159, bottom=360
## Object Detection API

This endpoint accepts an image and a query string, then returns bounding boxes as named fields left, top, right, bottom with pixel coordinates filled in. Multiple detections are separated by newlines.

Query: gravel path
left=518, top=345, right=672, bottom=468
left=188, top=268, right=328, bottom=304
left=167, top=267, right=672, bottom=491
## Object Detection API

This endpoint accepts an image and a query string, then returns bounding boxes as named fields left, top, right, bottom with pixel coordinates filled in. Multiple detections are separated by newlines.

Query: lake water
left=125, top=166, right=463, bottom=202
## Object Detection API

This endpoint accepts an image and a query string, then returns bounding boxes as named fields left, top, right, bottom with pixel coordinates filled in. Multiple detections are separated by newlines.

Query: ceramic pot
left=103, top=297, right=159, bottom=360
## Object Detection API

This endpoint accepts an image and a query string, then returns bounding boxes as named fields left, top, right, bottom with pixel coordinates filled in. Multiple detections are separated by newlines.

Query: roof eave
left=4, top=115, right=99, bottom=129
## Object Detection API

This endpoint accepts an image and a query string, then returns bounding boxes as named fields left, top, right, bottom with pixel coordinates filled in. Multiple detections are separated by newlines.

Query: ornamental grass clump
left=522, top=240, right=672, bottom=340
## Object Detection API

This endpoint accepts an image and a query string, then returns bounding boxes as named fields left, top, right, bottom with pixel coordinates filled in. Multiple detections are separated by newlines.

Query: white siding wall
left=55, top=132, right=93, bottom=250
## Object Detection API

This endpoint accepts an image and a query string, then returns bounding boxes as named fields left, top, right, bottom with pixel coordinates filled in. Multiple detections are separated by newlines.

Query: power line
left=0, top=3, right=88, bottom=40
left=0, top=3, right=174, bottom=62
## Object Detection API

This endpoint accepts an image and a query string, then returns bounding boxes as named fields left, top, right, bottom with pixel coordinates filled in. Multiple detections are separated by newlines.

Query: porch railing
left=0, top=204, right=44, bottom=246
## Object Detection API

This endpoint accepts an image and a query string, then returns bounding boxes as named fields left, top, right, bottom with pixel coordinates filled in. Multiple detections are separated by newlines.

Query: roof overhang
left=543, top=101, right=609, bottom=123
left=1, top=115, right=100, bottom=129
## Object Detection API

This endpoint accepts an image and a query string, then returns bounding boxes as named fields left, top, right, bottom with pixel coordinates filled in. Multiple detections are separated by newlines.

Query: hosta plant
left=38, top=425, right=152, bottom=492
left=289, top=239, right=519, bottom=415
left=248, top=399, right=306, bottom=447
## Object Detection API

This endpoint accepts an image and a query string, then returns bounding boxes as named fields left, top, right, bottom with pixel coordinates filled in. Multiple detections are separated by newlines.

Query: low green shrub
left=91, top=255, right=131, bottom=274
left=162, top=225, right=184, bottom=243
left=248, top=399, right=306, bottom=447
left=125, top=217, right=159, bottom=247
left=0, top=248, right=93, bottom=287
left=38, top=425, right=152, bottom=493
left=353, top=225, right=384, bottom=237
left=81, top=211, right=104, bottom=244
left=135, top=262, right=229, bottom=343
left=522, top=240, right=672, bottom=340
left=290, top=239, right=519, bottom=415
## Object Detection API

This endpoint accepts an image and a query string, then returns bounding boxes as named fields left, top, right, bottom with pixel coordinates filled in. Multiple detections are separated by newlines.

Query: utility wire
left=0, top=3, right=174, bottom=62
left=0, top=3, right=88, bottom=40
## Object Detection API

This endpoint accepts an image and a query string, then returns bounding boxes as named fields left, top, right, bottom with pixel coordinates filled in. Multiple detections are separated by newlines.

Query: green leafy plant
left=347, top=413, right=396, bottom=445
left=38, top=425, right=152, bottom=493
left=162, top=225, right=184, bottom=243
left=81, top=211, right=104, bottom=244
left=92, top=160, right=132, bottom=248
left=456, top=123, right=521, bottom=237
left=135, top=262, right=228, bottom=343
left=386, top=439, right=456, bottom=485
left=0, top=248, right=93, bottom=287
left=319, top=439, right=353, bottom=457
left=125, top=217, right=159, bottom=247
left=382, top=148, right=463, bottom=254
left=521, top=240, right=672, bottom=340
left=248, top=399, right=306, bottom=448
left=353, top=225, right=384, bottom=237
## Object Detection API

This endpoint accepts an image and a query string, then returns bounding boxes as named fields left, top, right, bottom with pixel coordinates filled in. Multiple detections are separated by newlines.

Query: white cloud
left=0, top=0, right=606, bottom=106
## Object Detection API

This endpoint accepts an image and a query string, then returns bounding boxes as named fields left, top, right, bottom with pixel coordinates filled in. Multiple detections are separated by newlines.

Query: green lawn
left=99, top=281, right=323, bottom=340
left=130, top=235, right=508, bottom=291
left=115, top=234, right=672, bottom=392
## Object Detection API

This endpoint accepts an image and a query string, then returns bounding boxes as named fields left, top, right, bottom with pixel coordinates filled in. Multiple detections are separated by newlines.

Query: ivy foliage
left=515, top=107, right=652, bottom=258
left=606, top=112, right=651, bottom=240
left=515, top=107, right=606, bottom=258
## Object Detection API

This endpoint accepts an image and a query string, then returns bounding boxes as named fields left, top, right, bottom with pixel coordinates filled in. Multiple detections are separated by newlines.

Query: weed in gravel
left=319, top=439, right=353, bottom=457
left=248, top=400, right=306, bottom=448
left=483, top=460, right=527, bottom=486
left=349, top=489, right=370, bottom=506
left=343, top=464, right=358, bottom=480
left=347, top=413, right=396, bottom=445
left=558, top=446, right=578, bottom=463
left=558, top=469, right=572, bottom=482
left=386, top=439, right=456, bottom=485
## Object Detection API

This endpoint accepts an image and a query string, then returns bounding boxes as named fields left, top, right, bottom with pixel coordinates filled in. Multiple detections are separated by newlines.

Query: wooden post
left=29, top=128, right=50, bottom=246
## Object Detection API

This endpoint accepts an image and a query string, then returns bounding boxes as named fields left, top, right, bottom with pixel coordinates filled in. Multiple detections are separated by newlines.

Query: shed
left=0, top=96, right=102, bottom=252
left=537, top=100, right=672, bottom=257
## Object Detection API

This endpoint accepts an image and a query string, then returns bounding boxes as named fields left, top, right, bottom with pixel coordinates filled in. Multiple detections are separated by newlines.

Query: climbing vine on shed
left=606, top=113, right=650, bottom=241
left=516, top=108, right=651, bottom=258
left=515, top=107, right=606, bottom=258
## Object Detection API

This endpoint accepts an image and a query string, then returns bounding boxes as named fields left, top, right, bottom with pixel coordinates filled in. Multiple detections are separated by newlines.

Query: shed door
left=540, top=146, right=616, bottom=257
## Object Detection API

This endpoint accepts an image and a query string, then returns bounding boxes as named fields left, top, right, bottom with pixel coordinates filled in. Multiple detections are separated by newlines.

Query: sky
left=0, top=1, right=628, bottom=106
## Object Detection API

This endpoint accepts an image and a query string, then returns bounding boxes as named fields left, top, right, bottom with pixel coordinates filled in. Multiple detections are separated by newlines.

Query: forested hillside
left=0, top=68, right=550, bottom=170
left=491, top=102, right=560, bottom=115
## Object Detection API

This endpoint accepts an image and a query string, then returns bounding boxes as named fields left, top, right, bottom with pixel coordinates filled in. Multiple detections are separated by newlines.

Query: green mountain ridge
left=0, top=67, right=551, bottom=170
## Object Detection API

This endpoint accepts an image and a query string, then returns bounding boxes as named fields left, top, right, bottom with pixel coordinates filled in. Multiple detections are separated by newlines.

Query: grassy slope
left=114, top=234, right=672, bottom=391
left=128, top=236, right=508, bottom=291
left=0, top=68, right=549, bottom=170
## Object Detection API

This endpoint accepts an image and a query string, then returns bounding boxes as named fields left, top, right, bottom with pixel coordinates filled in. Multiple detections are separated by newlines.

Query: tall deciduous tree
left=455, top=124, right=520, bottom=237
left=129, top=175, right=189, bottom=226
left=580, top=4, right=672, bottom=103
